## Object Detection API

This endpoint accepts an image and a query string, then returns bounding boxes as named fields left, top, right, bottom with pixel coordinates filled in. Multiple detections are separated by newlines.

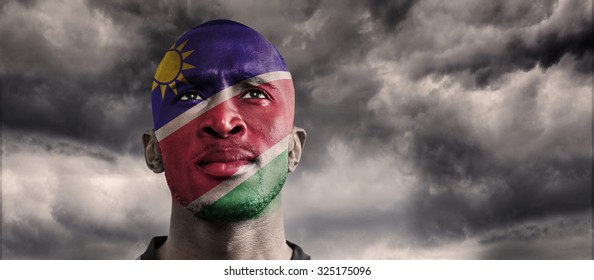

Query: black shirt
left=139, top=236, right=311, bottom=260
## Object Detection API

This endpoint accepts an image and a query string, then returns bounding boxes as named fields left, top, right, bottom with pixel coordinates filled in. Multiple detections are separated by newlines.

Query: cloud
left=283, top=137, right=591, bottom=259
left=368, top=0, right=417, bottom=31
left=0, top=0, right=156, bottom=153
left=372, top=0, right=592, bottom=88
left=2, top=131, right=170, bottom=259
left=365, top=57, right=591, bottom=230
left=283, top=55, right=591, bottom=259
left=0, top=0, right=131, bottom=77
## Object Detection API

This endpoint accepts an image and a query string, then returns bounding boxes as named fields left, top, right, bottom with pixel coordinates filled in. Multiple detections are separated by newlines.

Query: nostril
left=203, top=127, right=219, bottom=137
left=228, top=126, right=242, bottom=135
left=202, top=126, right=242, bottom=138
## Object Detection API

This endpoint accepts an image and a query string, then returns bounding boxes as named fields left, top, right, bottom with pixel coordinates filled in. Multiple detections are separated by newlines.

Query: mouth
left=194, top=149, right=257, bottom=178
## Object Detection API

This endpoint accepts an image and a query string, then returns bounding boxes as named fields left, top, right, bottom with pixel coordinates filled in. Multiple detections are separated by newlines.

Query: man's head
left=142, top=20, right=305, bottom=223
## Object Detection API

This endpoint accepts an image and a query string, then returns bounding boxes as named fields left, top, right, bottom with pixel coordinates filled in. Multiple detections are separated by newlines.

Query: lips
left=193, top=148, right=256, bottom=178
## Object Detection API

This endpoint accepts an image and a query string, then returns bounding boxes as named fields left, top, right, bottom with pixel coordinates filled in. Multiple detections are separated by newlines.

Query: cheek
left=158, top=140, right=193, bottom=204
left=158, top=126, right=195, bottom=167
left=159, top=142, right=189, bottom=204
left=244, top=81, right=294, bottom=147
left=242, top=103, right=293, bottom=151
left=158, top=128, right=218, bottom=205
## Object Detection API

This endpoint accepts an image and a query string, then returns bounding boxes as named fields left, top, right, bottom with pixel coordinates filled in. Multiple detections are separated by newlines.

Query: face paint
left=151, top=20, right=295, bottom=223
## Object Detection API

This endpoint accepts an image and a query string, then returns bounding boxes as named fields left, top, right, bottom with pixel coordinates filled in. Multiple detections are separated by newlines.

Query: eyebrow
left=186, top=69, right=278, bottom=89
left=242, top=76, right=280, bottom=91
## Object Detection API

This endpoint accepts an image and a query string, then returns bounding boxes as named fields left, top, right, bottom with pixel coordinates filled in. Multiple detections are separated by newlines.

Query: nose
left=199, top=102, right=246, bottom=139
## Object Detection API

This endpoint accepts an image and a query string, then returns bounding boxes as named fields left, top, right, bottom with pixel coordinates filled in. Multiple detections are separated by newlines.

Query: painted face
left=151, top=20, right=295, bottom=223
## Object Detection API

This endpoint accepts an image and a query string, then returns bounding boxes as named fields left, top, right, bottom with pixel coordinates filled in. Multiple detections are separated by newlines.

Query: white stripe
left=155, top=71, right=292, bottom=141
left=186, top=134, right=291, bottom=213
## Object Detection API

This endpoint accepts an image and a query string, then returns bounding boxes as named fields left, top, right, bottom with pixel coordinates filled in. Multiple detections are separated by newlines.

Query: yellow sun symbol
left=152, top=39, right=196, bottom=99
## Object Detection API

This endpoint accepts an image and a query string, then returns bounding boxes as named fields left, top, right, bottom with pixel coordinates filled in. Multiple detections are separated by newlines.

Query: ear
left=288, top=126, right=307, bottom=173
left=142, top=129, right=164, bottom=173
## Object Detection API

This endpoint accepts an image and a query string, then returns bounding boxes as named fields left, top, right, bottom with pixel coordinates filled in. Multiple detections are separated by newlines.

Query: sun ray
left=169, top=82, right=178, bottom=95
left=176, top=40, right=189, bottom=51
left=182, top=50, right=194, bottom=59
left=160, top=85, right=167, bottom=99
left=177, top=73, right=188, bottom=84
left=182, top=62, right=195, bottom=70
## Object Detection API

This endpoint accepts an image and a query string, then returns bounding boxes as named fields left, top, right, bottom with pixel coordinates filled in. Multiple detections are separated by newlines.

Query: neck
left=157, top=195, right=292, bottom=259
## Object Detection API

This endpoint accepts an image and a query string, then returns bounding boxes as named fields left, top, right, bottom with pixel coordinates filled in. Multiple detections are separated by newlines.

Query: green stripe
left=196, top=150, right=288, bottom=223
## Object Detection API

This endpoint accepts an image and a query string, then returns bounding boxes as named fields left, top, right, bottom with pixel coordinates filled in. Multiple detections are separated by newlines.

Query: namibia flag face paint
left=151, top=20, right=295, bottom=223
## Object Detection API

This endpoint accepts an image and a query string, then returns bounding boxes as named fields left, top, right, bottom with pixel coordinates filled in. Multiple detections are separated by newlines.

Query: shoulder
left=286, top=240, right=311, bottom=260
left=138, top=236, right=168, bottom=260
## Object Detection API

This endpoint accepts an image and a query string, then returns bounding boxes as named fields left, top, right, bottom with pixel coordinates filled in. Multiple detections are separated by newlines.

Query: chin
left=188, top=168, right=287, bottom=223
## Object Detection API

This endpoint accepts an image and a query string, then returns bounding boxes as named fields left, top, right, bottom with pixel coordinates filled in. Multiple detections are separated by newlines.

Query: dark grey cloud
left=477, top=212, right=591, bottom=259
left=369, top=0, right=417, bottom=31
left=504, top=20, right=592, bottom=75
left=455, top=0, right=556, bottom=28
left=400, top=88, right=591, bottom=233
left=374, top=0, right=592, bottom=88
left=1, top=0, right=591, bottom=259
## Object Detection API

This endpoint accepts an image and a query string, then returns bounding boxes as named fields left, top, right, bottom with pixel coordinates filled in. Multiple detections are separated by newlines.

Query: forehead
left=178, top=22, right=287, bottom=88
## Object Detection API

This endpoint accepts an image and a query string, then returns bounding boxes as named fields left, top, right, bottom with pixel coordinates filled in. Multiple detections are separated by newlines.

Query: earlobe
left=142, top=129, right=164, bottom=173
left=288, top=126, right=307, bottom=173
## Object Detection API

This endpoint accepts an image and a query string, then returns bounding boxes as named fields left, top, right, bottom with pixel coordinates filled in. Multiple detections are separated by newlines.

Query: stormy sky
left=1, top=0, right=592, bottom=259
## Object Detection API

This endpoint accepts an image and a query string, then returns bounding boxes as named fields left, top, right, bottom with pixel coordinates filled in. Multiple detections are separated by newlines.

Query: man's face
left=151, top=21, right=295, bottom=222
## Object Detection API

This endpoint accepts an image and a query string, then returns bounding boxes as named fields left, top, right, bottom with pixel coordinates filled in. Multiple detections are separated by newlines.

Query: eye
left=240, top=88, right=269, bottom=99
left=177, top=89, right=204, bottom=102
